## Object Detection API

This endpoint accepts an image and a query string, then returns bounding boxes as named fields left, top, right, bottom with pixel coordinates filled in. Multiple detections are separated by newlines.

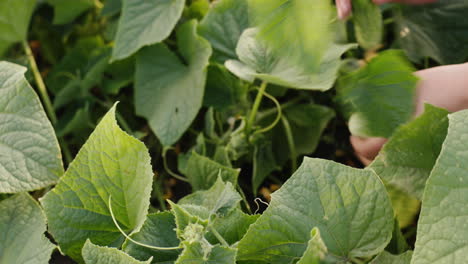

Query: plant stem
left=23, top=40, right=73, bottom=166
left=23, top=40, right=57, bottom=124
left=209, top=225, right=229, bottom=247
left=281, top=116, right=297, bottom=172
left=246, top=81, right=268, bottom=135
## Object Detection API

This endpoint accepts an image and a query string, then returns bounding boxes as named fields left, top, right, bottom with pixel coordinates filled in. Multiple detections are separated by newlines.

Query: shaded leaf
left=82, top=240, right=151, bottom=264
left=369, top=104, right=449, bottom=199
left=0, top=0, right=36, bottom=55
left=0, top=193, right=55, bottom=264
left=112, top=0, right=185, bottom=61
left=135, top=20, right=212, bottom=146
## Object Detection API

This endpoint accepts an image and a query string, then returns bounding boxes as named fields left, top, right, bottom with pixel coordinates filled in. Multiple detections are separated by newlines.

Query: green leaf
left=123, top=212, right=181, bottom=264
left=296, top=228, right=328, bottom=264
left=41, top=105, right=153, bottom=262
left=206, top=209, right=259, bottom=246
left=175, top=242, right=237, bottom=264
left=394, top=0, right=468, bottom=64
left=46, top=0, right=95, bottom=24
left=248, top=0, right=334, bottom=69
left=185, top=152, right=239, bottom=191
left=335, top=50, right=418, bottom=138
left=226, top=28, right=355, bottom=91
left=135, top=20, right=212, bottom=146
left=169, top=201, right=209, bottom=242
left=353, top=0, right=383, bottom=50
left=198, top=0, right=249, bottom=63
left=0, top=193, right=55, bottom=264
left=82, top=240, right=152, bottom=264
left=0, top=62, right=63, bottom=193
left=203, top=64, right=248, bottom=111
left=237, top=158, right=394, bottom=263
left=412, top=110, right=468, bottom=263
left=369, top=104, right=449, bottom=199
left=0, top=0, right=36, bottom=55
left=45, top=36, right=105, bottom=94
left=178, top=177, right=241, bottom=217
left=252, top=139, right=279, bottom=194
left=266, top=103, right=335, bottom=167
left=385, top=220, right=409, bottom=255
left=386, top=185, right=420, bottom=229
left=101, top=0, right=122, bottom=17
left=111, top=0, right=185, bottom=61
left=371, top=251, right=413, bottom=264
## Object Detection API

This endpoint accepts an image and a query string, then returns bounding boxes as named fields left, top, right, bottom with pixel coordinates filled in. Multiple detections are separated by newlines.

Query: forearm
left=414, top=62, right=468, bottom=115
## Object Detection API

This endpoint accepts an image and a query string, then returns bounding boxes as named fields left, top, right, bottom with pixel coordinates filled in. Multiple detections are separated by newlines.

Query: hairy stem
left=23, top=41, right=57, bottom=124
left=281, top=116, right=297, bottom=172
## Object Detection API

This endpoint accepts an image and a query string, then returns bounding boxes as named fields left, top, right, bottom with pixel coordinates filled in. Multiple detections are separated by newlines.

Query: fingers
left=350, top=136, right=387, bottom=165
left=336, top=0, right=352, bottom=19
left=373, top=0, right=437, bottom=4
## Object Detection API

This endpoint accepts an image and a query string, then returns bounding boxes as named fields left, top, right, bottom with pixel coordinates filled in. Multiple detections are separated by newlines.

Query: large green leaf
left=226, top=28, right=355, bottom=91
left=371, top=251, right=412, bottom=264
left=175, top=242, right=237, bottom=264
left=0, top=193, right=55, bottom=264
left=0, top=0, right=35, bottom=55
left=394, top=0, right=468, bottom=65
left=205, top=209, right=258, bottom=246
left=185, top=152, right=239, bottom=191
left=198, top=0, right=249, bottom=63
left=123, top=212, right=181, bottom=264
left=41, top=105, right=153, bottom=262
left=111, top=0, right=185, bottom=61
left=0, top=62, right=63, bottom=193
left=369, top=104, right=449, bottom=199
left=248, top=0, right=334, bottom=69
left=237, top=158, right=394, bottom=263
left=135, top=20, right=212, bottom=146
left=335, top=50, right=418, bottom=138
left=46, top=0, right=95, bottom=24
left=353, top=0, right=383, bottom=50
left=412, top=110, right=468, bottom=263
left=82, top=240, right=152, bottom=264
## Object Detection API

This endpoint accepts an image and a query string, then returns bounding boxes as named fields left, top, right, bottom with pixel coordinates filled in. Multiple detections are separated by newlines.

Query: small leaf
left=178, top=177, right=242, bottom=217
left=335, top=50, right=418, bottom=138
left=123, top=212, right=181, bottom=263
left=0, top=61, right=64, bottom=193
left=205, top=209, right=259, bottom=246
left=412, top=110, right=468, bottom=263
left=135, top=20, right=212, bottom=146
left=199, top=0, right=249, bottom=63
left=369, top=104, right=449, bottom=199
left=82, top=240, right=151, bottom=264
left=41, top=105, right=153, bottom=262
left=0, top=0, right=36, bottom=55
left=370, top=251, right=413, bottom=264
left=175, top=242, right=237, bottom=264
left=252, top=139, right=279, bottom=194
left=237, top=158, right=394, bottom=263
left=46, top=0, right=95, bottom=24
left=296, top=228, right=328, bottom=264
left=185, top=152, right=239, bottom=191
left=353, top=0, right=383, bottom=50
left=0, top=193, right=55, bottom=264
left=111, top=0, right=185, bottom=61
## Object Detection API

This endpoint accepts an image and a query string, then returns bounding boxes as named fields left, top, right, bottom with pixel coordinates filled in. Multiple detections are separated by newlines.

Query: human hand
left=336, top=0, right=438, bottom=19
left=351, top=63, right=468, bottom=165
